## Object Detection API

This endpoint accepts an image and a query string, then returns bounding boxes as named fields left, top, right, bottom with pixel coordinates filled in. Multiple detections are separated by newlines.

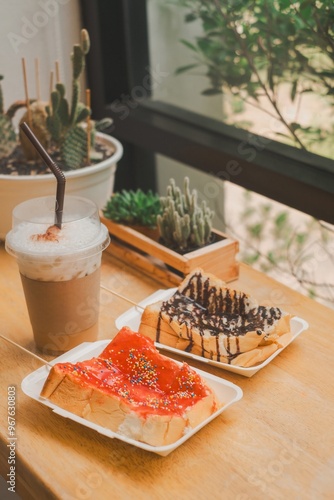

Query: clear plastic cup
left=5, top=195, right=110, bottom=355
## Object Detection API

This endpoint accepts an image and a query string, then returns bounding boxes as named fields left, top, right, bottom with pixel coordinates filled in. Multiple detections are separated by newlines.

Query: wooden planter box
left=101, top=216, right=239, bottom=287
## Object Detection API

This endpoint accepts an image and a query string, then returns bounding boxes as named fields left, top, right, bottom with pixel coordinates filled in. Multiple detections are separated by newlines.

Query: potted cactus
left=101, top=177, right=239, bottom=285
left=157, top=177, right=215, bottom=253
left=0, top=29, right=123, bottom=239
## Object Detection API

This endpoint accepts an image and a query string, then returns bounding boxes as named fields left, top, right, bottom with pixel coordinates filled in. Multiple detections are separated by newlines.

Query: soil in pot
left=159, top=232, right=222, bottom=277
left=159, top=231, right=221, bottom=256
left=0, top=139, right=115, bottom=176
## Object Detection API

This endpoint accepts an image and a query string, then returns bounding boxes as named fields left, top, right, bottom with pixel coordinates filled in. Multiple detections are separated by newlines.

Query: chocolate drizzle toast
left=139, top=269, right=293, bottom=367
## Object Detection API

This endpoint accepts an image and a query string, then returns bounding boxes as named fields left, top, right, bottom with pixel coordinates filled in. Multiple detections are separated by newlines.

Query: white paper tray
left=115, top=288, right=309, bottom=378
left=21, top=340, right=243, bottom=456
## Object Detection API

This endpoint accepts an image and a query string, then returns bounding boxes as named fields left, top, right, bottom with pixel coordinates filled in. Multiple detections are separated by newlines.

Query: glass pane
left=224, top=182, right=334, bottom=309
left=156, top=152, right=334, bottom=308
left=147, top=0, right=334, bottom=161
left=147, top=0, right=224, bottom=120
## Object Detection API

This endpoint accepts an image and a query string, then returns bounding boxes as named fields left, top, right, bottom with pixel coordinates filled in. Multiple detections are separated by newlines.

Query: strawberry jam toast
left=40, top=327, right=218, bottom=446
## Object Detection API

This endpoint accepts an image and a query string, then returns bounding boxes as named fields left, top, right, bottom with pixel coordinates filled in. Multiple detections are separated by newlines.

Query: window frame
left=80, top=0, right=334, bottom=224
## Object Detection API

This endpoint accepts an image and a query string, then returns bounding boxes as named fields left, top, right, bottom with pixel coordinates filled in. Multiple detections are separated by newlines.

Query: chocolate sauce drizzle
left=156, top=271, right=283, bottom=363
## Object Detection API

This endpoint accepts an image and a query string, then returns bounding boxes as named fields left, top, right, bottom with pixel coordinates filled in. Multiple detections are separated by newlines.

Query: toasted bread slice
left=40, top=327, right=218, bottom=446
left=139, top=269, right=293, bottom=367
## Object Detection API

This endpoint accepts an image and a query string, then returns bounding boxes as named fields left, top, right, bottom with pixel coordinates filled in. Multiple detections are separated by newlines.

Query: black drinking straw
left=20, top=122, right=66, bottom=228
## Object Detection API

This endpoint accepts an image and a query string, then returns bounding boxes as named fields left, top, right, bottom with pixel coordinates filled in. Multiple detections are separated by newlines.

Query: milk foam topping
left=6, top=218, right=109, bottom=281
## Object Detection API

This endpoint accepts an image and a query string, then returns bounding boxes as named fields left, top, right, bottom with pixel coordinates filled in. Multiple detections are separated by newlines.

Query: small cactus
left=157, top=177, right=215, bottom=252
left=19, top=101, right=50, bottom=160
left=0, top=76, right=17, bottom=159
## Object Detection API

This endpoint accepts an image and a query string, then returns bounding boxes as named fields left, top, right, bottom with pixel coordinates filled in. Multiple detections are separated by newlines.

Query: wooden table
left=1, top=240, right=333, bottom=500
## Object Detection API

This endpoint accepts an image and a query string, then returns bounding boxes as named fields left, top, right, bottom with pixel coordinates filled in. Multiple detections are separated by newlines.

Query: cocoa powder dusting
left=30, top=225, right=61, bottom=242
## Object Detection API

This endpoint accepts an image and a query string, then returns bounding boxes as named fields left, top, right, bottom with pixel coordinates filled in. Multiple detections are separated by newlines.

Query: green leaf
left=275, top=212, right=288, bottom=228
left=180, top=39, right=198, bottom=52
left=290, top=122, right=301, bottom=131
left=244, top=252, right=260, bottom=265
left=242, top=207, right=256, bottom=218
left=317, top=70, right=334, bottom=78
left=185, top=12, right=197, bottom=23
left=248, top=223, right=263, bottom=239
left=296, top=232, right=307, bottom=245
left=291, top=80, right=298, bottom=102
left=175, top=63, right=200, bottom=75
left=280, top=0, right=292, bottom=10
left=275, top=132, right=295, bottom=140
left=267, top=251, right=277, bottom=264
left=299, top=5, right=312, bottom=21
left=201, top=88, right=222, bottom=96
left=261, top=203, right=272, bottom=215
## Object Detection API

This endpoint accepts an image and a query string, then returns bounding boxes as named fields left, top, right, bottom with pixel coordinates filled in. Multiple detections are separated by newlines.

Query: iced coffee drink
left=5, top=196, right=110, bottom=355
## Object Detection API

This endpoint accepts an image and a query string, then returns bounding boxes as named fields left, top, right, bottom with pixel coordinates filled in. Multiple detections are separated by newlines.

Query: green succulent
left=103, top=189, right=162, bottom=228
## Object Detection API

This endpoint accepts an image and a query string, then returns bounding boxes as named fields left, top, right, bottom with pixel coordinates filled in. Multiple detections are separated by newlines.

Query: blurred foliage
left=234, top=190, right=334, bottom=306
left=158, top=0, right=334, bottom=303
left=172, top=0, right=334, bottom=156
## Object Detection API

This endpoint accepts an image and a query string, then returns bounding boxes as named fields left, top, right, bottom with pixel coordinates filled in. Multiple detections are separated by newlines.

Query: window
left=80, top=0, right=334, bottom=306
left=80, top=0, right=334, bottom=224
left=148, top=1, right=334, bottom=161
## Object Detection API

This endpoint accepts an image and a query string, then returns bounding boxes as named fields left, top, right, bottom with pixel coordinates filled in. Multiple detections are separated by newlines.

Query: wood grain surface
left=0, top=241, right=333, bottom=500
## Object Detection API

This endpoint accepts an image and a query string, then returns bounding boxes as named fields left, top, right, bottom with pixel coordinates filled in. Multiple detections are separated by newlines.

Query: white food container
left=21, top=339, right=243, bottom=456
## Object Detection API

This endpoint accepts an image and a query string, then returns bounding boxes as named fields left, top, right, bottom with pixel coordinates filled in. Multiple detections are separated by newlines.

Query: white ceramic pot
left=0, top=132, right=123, bottom=239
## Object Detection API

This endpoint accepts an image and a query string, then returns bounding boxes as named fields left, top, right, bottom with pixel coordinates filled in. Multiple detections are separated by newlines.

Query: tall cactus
left=157, top=177, right=215, bottom=252
left=69, top=29, right=90, bottom=125
left=45, top=83, right=69, bottom=143
left=45, top=29, right=90, bottom=168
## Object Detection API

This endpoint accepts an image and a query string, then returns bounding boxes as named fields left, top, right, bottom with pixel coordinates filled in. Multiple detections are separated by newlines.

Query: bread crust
left=139, top=269, right=293, bottom=368
left=40, top=327, right=217, bottom=446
